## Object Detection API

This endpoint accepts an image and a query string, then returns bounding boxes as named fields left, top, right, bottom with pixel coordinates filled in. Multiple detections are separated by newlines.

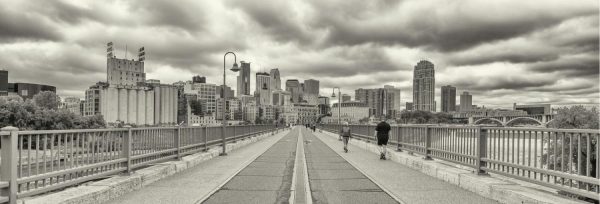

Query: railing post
left=174, top=126, right=181, bottom=160
left=1, top=126, right=18, bottom=204
left=396, top=126, right=402, bottom=152
left=423, top=126, right=433, bottom=160
left=476, top=127, right=489, bottom=175
left=203, top=126, right=208, bottom=152
left=123, top=125, right=133, bottom=174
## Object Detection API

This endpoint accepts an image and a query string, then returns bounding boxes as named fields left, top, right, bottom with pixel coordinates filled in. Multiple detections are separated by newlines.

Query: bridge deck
left=106, top=127, right=497, bottom=204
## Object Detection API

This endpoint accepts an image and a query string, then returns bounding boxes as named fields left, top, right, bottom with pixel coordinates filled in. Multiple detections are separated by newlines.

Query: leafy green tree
left=32, top=91, right=60, bottom=110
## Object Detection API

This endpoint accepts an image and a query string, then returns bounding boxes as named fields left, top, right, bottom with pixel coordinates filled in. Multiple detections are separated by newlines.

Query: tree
left=0, top=95, right=106, bottom=130
left=188, top=99, right=204, bottom=116
left=549, top=106, right=599, bottom=129
left=32, top=91, right=60, bottom=110
left=544, top=105, right=598, bottom=201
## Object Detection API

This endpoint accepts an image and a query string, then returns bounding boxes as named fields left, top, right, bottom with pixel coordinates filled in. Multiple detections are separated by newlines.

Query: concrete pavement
left=106, top=128, right=293, bottom=204
left=202, top=128, right=299, bottom=204
left=310, top=128, right=498, bottom=204
left=302, top=128, right=398, bottom=204
left=105, top=127, right=499, bottom=204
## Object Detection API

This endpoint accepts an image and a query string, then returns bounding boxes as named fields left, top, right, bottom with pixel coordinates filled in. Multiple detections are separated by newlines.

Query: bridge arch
left=505, top=117, right=543, bottom=127
left=473, top=118, right=504, bottom=126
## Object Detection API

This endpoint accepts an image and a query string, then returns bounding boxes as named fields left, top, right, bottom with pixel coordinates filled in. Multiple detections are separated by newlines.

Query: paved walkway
left=106, top=127, right=497, bottom=204
left=202, top=128, right=298, bottom=203
left=107, top=129, right=293, bottom=204
left=310, top=128, right=498, bottom=204
left=302, top=128, right=397, bottom=204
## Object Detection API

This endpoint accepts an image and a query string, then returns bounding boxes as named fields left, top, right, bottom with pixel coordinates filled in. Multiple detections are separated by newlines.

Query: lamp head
left=230, top=63, right=240, bottom=72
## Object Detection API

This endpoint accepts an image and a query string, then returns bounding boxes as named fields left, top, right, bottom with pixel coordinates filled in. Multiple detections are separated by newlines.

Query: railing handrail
left=0, top=124, right=283, bottom=204
left=344, top=123, right=599, bottom=133
left=319, top=124, right=599, bottom=200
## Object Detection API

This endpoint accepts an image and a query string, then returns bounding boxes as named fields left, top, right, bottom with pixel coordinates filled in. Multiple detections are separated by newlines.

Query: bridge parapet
left=320, top=124, right=599, bottom=200
left=0, top=124, right=280, bottom=204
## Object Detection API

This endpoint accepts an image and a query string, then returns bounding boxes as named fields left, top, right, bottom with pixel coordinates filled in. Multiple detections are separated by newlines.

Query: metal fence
left=320, top=124, right=599, bottom=200
left=0, top=124, right=280, bottom=204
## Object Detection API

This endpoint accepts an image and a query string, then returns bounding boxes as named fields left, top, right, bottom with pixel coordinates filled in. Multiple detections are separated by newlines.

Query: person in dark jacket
left=375, top=119, right=391, bottom=160
left=339, top=122, right=351, bottom=153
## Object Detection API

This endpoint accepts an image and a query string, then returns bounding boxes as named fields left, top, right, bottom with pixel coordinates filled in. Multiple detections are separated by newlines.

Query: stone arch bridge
left=468, top=114, right=555, bottom=127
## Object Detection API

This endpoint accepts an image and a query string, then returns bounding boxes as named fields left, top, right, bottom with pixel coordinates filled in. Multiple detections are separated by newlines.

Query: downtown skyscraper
left=355, top=86, right=399, bottom=119
left=237, top=61, right=251, bottom=97
left=441, top=85, right=456, bottom=112
left=285, top=79, right=301, bottom=103
left=460, top=91, right=473, bottom=112
left=255, top=72, right=271, bottom=105
left=413, top=60, right=436, bottom=112
left=270, top=68, right=281, bottom=91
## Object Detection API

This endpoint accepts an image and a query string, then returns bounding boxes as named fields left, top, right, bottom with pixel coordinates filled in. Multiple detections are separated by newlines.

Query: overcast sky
left=0, top=0, right=598, bottom=109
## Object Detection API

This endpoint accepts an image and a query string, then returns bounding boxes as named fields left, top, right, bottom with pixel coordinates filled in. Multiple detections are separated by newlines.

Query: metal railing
left=0, top=124, right=280, bottom=204
left=320, top=124, right=599, bottom=200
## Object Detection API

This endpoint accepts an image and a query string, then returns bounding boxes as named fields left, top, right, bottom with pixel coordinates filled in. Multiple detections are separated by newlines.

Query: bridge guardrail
left=320, top=124, right=599, bottom=200
left=0, top=124, right=281, bottom=204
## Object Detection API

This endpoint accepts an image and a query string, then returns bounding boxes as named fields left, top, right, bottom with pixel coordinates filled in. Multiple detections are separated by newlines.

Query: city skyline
left=0, top=0, right=598, bottom=110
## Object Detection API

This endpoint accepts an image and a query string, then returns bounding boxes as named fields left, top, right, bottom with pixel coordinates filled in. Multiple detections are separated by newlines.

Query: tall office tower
left=272, top=90, right=291, bottom=106
left=237, top=61, right=251, bottom=97
left=270, top=68, right=281, bottom=90
left=0, top=70, right=7, bottom=96
left=318, top=96, right=330, bottom=106
left=355, top=87, right=396, bottom=118
left=341, top=94, right=351, bottom=102
left=285, top=79, right=301, bottom=103
left=441, top=85, right=457, bottom=112
left=304, top=79, right=320, bottom=96
left=84, top=82, right=103, bottom=116
left=184, top=82, right=218, bottom=115
left=217, top=85, right=235, bottom=99
left=192, top=75, right=206, bottom=83
left=413, top=60, right=436, bottom=112
left=255, top=72, right=271, bottom=105
left=460, top=91, right=473, bottom=112
left=384, top=85, right=402, bottom=111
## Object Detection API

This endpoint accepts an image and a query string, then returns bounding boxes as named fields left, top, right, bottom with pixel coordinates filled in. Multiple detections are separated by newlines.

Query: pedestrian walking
left=339, top=122, right=351, bottom=153
left=375, top=118, right=391, bottom=160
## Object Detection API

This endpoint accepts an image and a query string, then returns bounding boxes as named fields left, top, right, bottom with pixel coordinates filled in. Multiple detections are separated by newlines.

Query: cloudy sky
left=0, top=0, right=598, bottom=109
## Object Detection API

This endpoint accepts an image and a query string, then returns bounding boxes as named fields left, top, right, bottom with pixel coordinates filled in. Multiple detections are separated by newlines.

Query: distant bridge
left=468, top=114, right=555, bottom=127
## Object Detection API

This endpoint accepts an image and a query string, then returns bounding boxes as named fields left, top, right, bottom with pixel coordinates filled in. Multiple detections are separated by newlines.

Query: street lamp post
left=331, top=87, right=342, bottom=141
left=220, top=52, right=240, bottom=156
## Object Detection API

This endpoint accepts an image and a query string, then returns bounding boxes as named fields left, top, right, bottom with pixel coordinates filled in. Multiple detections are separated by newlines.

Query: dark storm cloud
left=279, top=44, right=406, bottom=77
left=227, top=0, right=313, bottom=44
left=528, top=55, right=599, bottom=77
left=0, top=0, right=597, bottom=106
left=0, top=7, right=62, bottom=41
left=448, top=50, right=560, bottom=66
left=130, top=0, right=206, bottom=32
left=452, top=76, right=556, bottom=91
left=306, top=0, right=598, bottom=51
